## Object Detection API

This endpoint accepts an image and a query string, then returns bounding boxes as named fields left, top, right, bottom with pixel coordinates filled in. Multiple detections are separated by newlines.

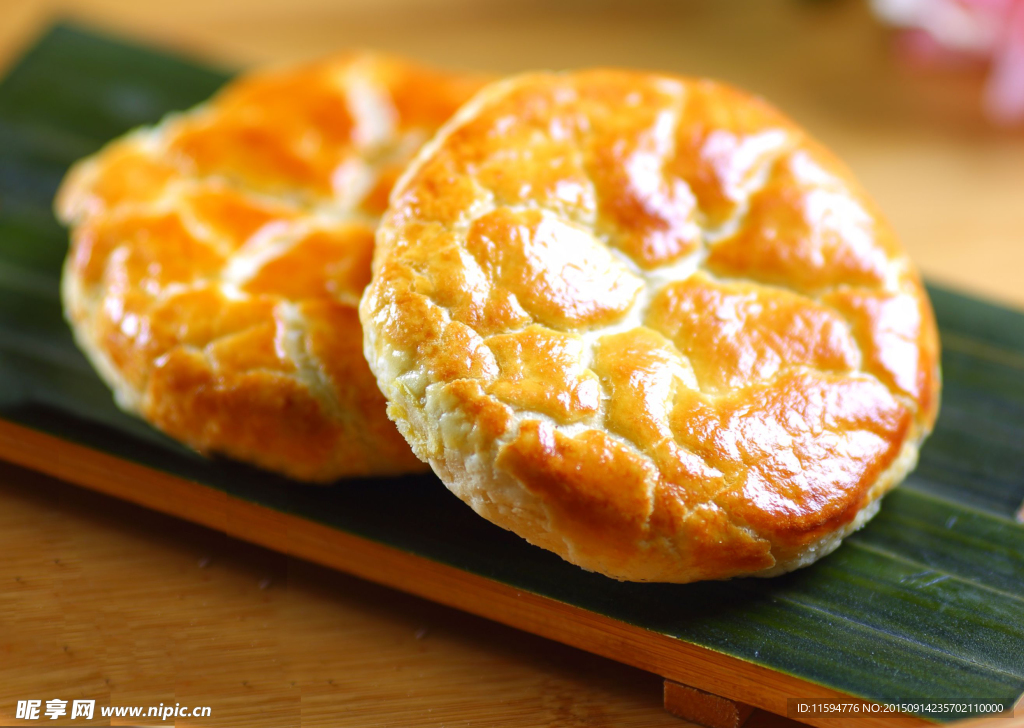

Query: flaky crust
left=57, top=53, right=485, bottom=482
left=361, top=71, right=941, bottom=581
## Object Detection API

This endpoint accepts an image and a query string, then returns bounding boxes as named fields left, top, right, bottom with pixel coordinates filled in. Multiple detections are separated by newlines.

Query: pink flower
left=872, top=0, right=1024, bottom=123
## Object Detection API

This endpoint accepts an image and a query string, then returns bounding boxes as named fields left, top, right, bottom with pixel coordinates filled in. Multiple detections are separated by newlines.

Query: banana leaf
left=1, top=23, right=1023, bottom=722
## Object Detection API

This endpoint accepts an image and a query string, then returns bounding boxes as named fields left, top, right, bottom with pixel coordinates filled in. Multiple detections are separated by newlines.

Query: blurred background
left=3, top=0, right=1024, bottom=309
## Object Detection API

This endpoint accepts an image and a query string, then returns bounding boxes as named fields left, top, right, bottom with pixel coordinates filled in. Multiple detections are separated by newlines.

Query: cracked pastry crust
left=56, top=53, right=485, bottom=482
left=361, top=70, right=941, bottom=581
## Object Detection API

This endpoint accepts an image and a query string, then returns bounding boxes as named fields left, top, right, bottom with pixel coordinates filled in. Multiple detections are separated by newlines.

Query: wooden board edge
left=664, top=680, right=756, bottom=728
left=0, top=417, right=943, bottom=728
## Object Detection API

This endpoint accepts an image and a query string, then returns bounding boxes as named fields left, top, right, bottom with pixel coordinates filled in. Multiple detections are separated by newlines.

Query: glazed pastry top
left=58, top=53, right=484, bottom=481
left=362, top=70, right=940, bottom=579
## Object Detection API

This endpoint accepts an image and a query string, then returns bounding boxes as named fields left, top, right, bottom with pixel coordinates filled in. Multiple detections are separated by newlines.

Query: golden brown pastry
left=57, top=53, right=485, bottom=482
left=361, top=70, right=941, bottom=581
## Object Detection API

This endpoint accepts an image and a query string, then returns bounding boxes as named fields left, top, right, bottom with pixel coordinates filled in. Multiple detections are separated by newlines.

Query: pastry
left=57, top=53, right=484, bottom=482
left=360, top=70, right=941, bottom=581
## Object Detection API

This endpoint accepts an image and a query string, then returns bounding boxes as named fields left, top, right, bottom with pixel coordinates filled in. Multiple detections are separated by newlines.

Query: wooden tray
left=2, top=23, right=1023, bottom=727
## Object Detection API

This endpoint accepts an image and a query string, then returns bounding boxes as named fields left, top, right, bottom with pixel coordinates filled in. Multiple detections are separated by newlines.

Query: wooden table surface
left=1, top=0, right=1022, bottom=725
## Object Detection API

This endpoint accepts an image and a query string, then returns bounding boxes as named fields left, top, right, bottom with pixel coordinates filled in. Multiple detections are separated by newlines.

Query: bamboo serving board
left=2, top=23, right=1023, bottom=727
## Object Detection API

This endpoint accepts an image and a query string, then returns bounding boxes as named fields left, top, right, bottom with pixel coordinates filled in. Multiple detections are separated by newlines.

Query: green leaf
left=1, top=23, right=1022, bottom=722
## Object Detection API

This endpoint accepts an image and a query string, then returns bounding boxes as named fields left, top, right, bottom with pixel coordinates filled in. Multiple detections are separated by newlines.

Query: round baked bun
left=56, top=53, right=485, bottom=482
left=361, top=70, right=941, bottom=582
